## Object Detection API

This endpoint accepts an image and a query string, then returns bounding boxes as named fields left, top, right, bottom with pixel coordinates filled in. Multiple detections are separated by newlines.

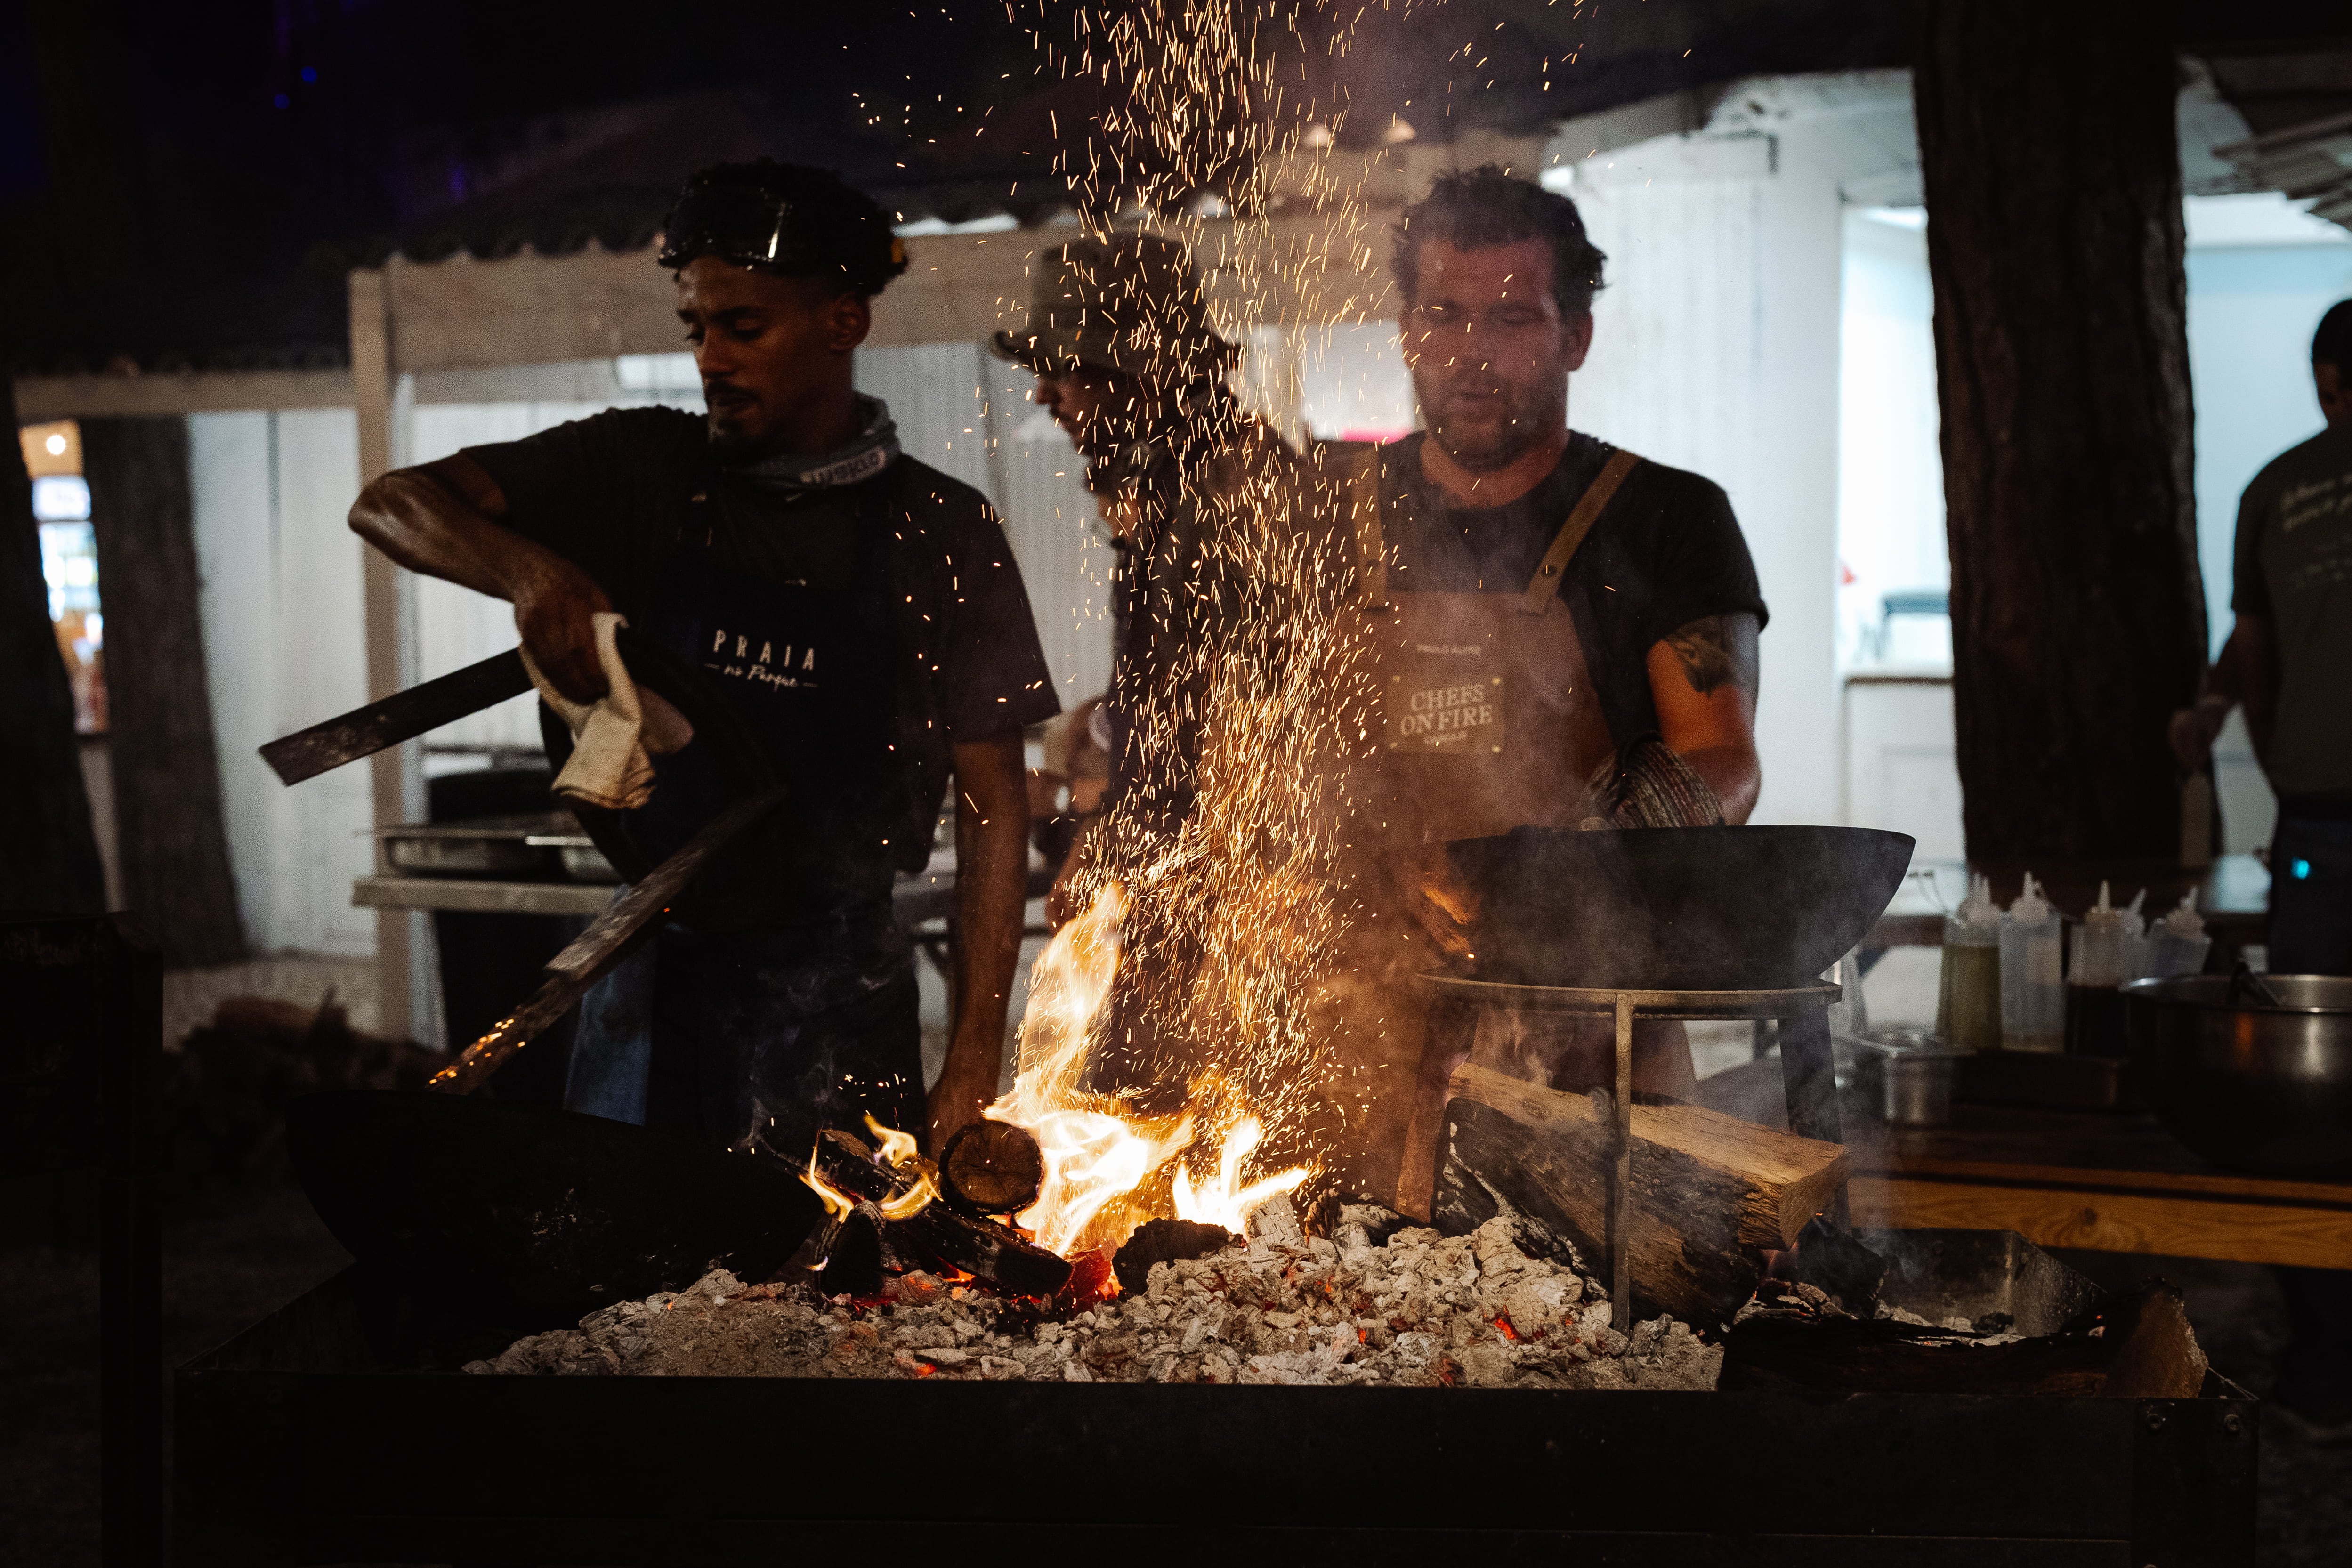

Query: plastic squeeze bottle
left=2067, top=881, right=2144, bottom=988
left=2144, top=892, right=2212, bottom=978
left=1935, top=874, right=2004, bottom=1052
left=2064, top=881, right=2144, bottom=1055
left=2000, top=873, right=2064, bottom=1053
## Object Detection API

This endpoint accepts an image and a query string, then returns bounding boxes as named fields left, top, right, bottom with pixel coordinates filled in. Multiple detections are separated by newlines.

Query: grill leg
left=1778, top=1010, right=1849, bottom=1224
left=1612, top=993, right=1634, bottom=1334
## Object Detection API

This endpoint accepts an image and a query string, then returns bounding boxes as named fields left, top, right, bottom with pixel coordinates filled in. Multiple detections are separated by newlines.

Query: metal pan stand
left=1418, top=974, right=1844, bottom=1331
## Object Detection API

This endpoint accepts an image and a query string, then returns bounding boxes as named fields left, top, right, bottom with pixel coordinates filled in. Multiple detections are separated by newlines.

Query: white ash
left=464, top=1204, right=1722, bottom=1390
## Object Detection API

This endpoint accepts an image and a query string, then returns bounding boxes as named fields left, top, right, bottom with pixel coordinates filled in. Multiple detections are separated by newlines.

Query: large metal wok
left=289, top=1091, right=824, bottom=1328
left=1444, top=825, right=1916, bottom=990
left=2124, top=974, right=2352, bottom=1175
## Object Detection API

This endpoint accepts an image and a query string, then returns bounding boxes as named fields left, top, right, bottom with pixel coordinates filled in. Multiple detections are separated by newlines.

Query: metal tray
left=377, top=816, right=564, bottom=879
left=525, top=830, right=621, bottom=883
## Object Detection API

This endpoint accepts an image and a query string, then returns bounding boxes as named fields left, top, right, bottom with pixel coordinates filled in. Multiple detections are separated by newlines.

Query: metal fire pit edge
left=176, top=1269, right=2256, bottom=1567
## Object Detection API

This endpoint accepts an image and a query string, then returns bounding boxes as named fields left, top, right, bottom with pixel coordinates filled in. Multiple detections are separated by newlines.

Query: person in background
left=350, top=162, right=1060, bottom=1158
left=2171, top=297, right=2352, bottom=1442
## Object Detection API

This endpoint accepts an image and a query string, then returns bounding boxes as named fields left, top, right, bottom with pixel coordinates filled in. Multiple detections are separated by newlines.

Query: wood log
left=816, top=1130, right=1071, bottom=1298
left=1435, top=1063, right=1848, bottom=1327
left=82, top=418, right=246, bottom=965
left=940, top=1119, right=1043, bottom=1214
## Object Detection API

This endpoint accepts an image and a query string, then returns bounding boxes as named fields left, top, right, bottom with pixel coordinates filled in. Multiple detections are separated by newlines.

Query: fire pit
left=176, top=1228, right=2256, bottom=1564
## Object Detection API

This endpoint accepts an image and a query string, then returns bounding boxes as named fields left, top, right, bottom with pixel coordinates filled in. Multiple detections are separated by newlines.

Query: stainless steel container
left=1875, top=1045, right=1959, bottom=1127
left=2123, top=974, right=2352, bottom=1175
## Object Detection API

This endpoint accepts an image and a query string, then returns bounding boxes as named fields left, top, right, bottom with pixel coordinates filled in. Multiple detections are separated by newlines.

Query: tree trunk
left=1915, top=1, right=2207, bottom=863
left=82, top=419, right=246, bottom=967
left=0, top=378, right=106, bottom=913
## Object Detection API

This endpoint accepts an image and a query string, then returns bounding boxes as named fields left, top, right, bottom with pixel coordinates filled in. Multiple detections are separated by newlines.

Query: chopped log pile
left=1436, top=1064, right=1848, bottom=1327
left=464, top=1200, right=1724, bottom=1390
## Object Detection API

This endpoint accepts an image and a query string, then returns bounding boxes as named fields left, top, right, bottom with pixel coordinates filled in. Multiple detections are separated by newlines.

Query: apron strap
left=1519, top=447, right=1642, bottom=616
left=1349, top=449, right=1388, bottom=609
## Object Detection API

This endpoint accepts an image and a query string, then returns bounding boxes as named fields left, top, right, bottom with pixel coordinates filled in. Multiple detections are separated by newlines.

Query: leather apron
left=1313, top=446, right=1699, bottom=1214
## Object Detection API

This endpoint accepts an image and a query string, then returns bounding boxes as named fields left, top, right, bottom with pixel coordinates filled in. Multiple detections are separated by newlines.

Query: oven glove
left=1581, top=736, right=1725, bottom=830
left=520, top=611, right=695, bottom=812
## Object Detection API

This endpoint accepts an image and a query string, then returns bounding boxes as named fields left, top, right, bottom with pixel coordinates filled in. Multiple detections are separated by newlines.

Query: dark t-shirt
left=1375, top=430, right=1767, bottom=748
left=463, top=406, right=1060, bottom=915
left=2232, top=422, right=2352, bottom=804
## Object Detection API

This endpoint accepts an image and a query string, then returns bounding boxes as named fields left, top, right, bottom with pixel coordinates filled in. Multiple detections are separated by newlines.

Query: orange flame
left=799, top=1148, right=855, bottom=1223
left=862, top=1113, right=921, bottom=1168
left=878, top=1167, right=941, bottom=1221
left=987, top=883, right=1315, bottom=1257
left=1172, top=1114, right=1310, bottom=1236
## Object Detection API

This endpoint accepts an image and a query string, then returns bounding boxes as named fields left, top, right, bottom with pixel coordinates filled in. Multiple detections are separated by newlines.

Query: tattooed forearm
left=1662, top=614, right=1760, bottom=696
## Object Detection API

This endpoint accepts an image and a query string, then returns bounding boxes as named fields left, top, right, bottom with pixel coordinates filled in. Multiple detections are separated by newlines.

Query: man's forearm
left=350, top=469, right=538, bottom=602
left=949, top=800, right=1028, bottom=1053
left=1678, top=744, right=1760, bottom=825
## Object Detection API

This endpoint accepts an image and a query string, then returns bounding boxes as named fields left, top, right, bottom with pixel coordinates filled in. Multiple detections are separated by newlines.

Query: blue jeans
left=2269, top=812, right=2352, bottom=1419
left=565, top=900, right=921, bottom=1165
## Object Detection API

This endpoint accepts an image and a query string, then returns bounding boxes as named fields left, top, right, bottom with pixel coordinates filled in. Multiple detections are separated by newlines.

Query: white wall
left=855, top=342, right=1114, bottom=705
left=1837, top=209, right=1947, bottom=668
left=1553, top=161, right=1849, bottom=826
left=189, top=409, right=377, bottom=956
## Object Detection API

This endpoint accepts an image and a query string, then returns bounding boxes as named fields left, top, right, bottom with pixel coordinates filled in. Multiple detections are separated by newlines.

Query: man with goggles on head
left=350, top=161, right=1060, bottom=1160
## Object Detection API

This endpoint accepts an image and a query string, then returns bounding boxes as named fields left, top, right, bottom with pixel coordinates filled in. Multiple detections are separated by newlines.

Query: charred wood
left=1785, top=1218, right=1886, bottom=1315
left=815, top=1129, right=1071, bottom=1298
left=940, top=1119, right=1044, bottom=1214
left=1112, top=1219, right=1236, bottom=1295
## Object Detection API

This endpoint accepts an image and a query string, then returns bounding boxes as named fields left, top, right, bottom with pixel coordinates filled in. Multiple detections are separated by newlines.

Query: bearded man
left=1335, top=167, right=1770, bottom=1211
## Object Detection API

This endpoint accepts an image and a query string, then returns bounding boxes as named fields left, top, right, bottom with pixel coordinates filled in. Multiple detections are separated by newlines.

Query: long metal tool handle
left=260, top=649, right=532, bottom=785
left=1612, top=992, right=1633, bottom=1334
left=428, top=788, right=788, bottom=1095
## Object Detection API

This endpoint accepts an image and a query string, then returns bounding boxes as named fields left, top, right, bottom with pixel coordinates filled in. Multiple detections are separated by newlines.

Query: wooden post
left=1611, top=993, right=1634, bottom=1332
left=1914, top=0, right=2206, bottom=863
left=81, top=418, right=247, bottom=966
left=348, top=264, right=413, bottom=1041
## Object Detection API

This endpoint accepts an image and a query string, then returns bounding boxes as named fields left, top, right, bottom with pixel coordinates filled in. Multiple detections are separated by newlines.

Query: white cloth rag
left=520, top=613, right=694, bottom=811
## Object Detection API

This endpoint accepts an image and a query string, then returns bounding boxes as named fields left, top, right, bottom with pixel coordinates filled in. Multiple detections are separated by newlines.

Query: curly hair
left=660, top=160, right=909, bottom=299
left=1392, top=166, right=1608, bottom=318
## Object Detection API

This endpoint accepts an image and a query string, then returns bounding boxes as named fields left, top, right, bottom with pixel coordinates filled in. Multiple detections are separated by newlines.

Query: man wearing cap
left=350, top=161, right=1061, bottom=1159
left=993, top=233, right=1327, bottom=1111
left=993, top=234, right=1303, bottom=921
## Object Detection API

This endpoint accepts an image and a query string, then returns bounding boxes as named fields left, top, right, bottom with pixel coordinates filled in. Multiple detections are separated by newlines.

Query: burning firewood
left=939, top=1119, right=1044, bottom=1215
left=1435, top=1064, right=1849, bottom=1327
left=812, top=1129, right=1072, bottom=1299
left=1111, top=1218, right=1237, bottom=1295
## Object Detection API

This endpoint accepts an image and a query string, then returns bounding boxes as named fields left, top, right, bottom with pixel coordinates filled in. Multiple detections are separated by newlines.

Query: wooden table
left=1861, top=853, right=2271, bottom=957
left=1696, top=1059, right=2352, bottom=1269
